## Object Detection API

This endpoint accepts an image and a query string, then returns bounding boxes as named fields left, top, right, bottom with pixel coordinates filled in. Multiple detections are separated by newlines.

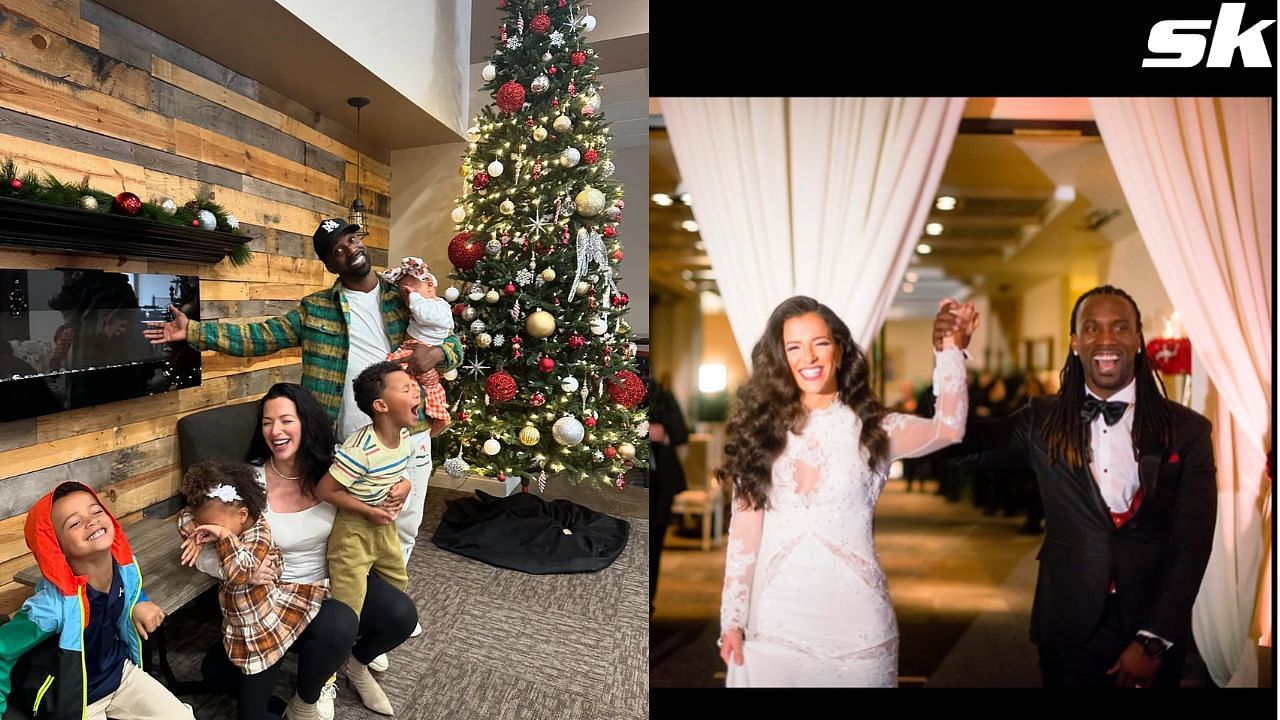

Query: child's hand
left=248, top=555, right=279, bottom=586
left=191, top=524, right=231, bottom=543
left=398, top=276, right=426, bottom=297
left=132, top=601, right=165, bottom=640
left=379, top=479, right=411, bottom=517
left=363, top=503, right=397, bottom=526
left=179, top=535, right=204, bottom=567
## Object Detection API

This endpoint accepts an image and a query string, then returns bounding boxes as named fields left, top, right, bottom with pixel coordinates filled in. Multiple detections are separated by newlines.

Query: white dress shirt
left=1086, top=379, right=1138, bottom=514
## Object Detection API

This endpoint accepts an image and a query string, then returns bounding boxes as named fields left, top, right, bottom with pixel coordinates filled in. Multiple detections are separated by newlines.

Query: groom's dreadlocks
left=1040, top=286, right=1175, bottom=469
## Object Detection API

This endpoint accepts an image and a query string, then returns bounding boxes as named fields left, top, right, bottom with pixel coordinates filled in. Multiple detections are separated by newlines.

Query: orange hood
left=24, top=482, right=135, bottom=598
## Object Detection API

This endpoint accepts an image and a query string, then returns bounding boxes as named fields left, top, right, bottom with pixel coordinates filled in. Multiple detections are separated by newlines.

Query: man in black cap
left=145, top=217, right=448, bottom=659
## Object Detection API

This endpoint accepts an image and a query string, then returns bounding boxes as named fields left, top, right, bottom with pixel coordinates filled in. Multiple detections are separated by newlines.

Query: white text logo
left=1143, top=3, right=1274, bottom=67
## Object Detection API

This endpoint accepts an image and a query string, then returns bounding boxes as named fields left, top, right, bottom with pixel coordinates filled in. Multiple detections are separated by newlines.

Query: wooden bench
left=15, top=515, right=217, bottom=694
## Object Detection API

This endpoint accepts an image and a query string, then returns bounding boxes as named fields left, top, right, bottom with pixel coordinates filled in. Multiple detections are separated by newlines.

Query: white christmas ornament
left=589, top=315, right=608, bottom=335
left=598, top=160, right=615, bottom=178
left=482, top=64, right=497, bottom=81
left=470, top=319, right=487, bottom=334
left=530, top=75, right=550, bottom=94
left=466, top=126, right=481, bottom=142
left=552, top=416, right=585, bottom=446
left=560, top=148, right=581, bottom=168
left=196, top=210, right=217, bottom=230
left=483, top=438, right=501, bottom=455
left=443, top=456, right=469, bottom=479
left=582, top=15, right=596, bottom=31
left=225, top=214, right=239, bottom=230
left=443, top=368, right=459, bottom=381
left=469, top=287, right=486, bottom=302
left=159, top=197, right=177, bottom=216
left=636, top=421, right=650, bottom=438
left=553, top=115, right=572, bottom=133
left=451, top=206, right=467, bottom=223
left=444, top=287, right=460, bottom=302
left=560, top=376, right=580, bottom=393
left=487, top=160, right=505, bottom=177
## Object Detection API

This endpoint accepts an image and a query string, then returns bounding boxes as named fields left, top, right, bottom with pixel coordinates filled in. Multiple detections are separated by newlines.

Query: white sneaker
left=410, top=622, right=423, bottom=638
left=367, top=653, right=389, bottom=672
left=315, top=676, right=338, bottom=720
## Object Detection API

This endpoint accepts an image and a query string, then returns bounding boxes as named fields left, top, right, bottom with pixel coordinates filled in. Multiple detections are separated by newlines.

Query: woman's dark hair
left=1041, top=285, right=1175, bottom=468
left=245, top=383, right=335, bottom=497
left=181, top=461, right=267, bottom=521
left=715, top=296, right=887, bottom=511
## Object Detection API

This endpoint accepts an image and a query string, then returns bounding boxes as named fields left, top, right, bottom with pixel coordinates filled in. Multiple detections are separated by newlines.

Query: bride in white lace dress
left=717, top=296, right=977, bottom=687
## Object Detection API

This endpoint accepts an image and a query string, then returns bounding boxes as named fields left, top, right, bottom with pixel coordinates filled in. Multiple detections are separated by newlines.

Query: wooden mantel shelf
left=0, top=196, right=247, bottom=265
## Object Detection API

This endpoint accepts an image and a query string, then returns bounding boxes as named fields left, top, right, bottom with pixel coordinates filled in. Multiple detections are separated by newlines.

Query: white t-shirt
left=406, top=292, right=452, bottom=346
left=337, top=284, right=392, bottom=440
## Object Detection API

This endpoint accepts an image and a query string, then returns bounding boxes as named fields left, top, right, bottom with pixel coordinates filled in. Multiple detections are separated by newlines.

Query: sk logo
left=1143, top=3, right=1275, bottom=67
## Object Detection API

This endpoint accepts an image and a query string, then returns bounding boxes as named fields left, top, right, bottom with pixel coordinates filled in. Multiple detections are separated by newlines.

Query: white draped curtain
left=661, top=98, right=966, bottom=362
left=1091, top=97, right=1272, bottom=687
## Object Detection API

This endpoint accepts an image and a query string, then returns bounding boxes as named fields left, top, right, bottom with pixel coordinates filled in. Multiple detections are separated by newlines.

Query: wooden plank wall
left=0, top=0, right=393, bottom=614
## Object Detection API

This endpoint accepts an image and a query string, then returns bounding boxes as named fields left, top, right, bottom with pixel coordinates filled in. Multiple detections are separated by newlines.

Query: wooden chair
left=670, top=433, right=725, bottom=551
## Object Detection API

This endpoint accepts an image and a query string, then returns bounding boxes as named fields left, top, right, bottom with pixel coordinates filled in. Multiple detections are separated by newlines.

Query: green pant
left=327, top=508, right=408, bottom=617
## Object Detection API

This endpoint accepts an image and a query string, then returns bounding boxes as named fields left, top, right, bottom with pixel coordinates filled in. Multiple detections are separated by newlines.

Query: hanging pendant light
left=348, top=96, right=370, bottom=237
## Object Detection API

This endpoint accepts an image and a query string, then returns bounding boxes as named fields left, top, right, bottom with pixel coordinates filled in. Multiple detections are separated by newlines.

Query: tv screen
left=0, top=268, right=200, bottom=422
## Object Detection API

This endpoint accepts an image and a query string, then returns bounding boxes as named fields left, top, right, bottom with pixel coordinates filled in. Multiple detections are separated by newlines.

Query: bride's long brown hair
left=715, top=296, right=888, bottom=511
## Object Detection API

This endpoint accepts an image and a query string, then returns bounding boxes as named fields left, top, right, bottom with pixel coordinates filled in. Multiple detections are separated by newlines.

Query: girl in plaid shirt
left=381, top=257, right=463, bottom=437
left=181, top=462, right=329, bottom=677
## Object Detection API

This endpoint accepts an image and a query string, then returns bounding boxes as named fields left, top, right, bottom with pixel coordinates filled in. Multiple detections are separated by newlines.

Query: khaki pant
left=328, top=508, right=408, bottom=616
left=85, top=659, right=194, bottom=720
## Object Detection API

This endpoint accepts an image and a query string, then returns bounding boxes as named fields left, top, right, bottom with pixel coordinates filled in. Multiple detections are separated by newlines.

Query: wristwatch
left=1135, top=634, right=1167, bottom=657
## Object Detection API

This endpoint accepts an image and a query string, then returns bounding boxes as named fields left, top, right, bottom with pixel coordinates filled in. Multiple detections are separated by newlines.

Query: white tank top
left=255, top=465, right=335, bottom=584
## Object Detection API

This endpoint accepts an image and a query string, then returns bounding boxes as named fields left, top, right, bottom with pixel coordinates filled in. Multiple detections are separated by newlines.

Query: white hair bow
left=206, top=485, right=242, bottom=503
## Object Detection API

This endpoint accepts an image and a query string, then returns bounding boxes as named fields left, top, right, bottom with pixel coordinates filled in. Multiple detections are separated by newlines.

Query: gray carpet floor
left=162, top=482, right=649, bottom=719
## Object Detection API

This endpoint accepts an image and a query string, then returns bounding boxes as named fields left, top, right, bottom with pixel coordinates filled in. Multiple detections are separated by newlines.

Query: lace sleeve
left=885, top=347, right=968, bottom=460
left=720, top=491, right=765, bottom=637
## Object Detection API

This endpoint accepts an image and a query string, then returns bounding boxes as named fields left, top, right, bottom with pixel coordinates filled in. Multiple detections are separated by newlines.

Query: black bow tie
left=1081, top=396, right=1129, bottom=426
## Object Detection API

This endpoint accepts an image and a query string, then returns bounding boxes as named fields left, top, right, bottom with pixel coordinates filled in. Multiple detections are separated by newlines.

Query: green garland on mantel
left=0, top=158, right=253, bottom=266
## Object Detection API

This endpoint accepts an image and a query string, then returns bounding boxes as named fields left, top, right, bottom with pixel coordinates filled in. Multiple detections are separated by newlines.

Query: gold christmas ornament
left=525, top=310, right=557, bottom=338
left=618, top=442, right=636, bottom=460
left=574, top=187, right=607, bottom=217
left=553, top=115, right=572, bottom=132
left=475, top=333, right=493, bottom=348
left=500, top=200, right=516, bottom=215
left=533, top=126, right=548, bottom=142
left=450, top=206, right=466, bottom=223
left=520, top=426, right=541, bottom=446
left=576, top=281, right=590, bottom=296
left=484, top=290, right=500, bottom=303
left=540, top=267, right=556, bottom=282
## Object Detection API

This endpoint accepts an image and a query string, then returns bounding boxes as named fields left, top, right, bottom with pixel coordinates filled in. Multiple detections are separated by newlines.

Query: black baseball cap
left=312, top=218, right=360, bottom=261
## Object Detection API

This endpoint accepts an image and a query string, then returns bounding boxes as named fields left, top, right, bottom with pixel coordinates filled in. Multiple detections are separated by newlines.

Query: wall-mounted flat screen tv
left=0, top=268, right=200, bottom=422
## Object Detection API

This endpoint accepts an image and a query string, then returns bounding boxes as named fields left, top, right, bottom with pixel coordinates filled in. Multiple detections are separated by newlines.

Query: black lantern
left=348, top=96, right=370, bottom=237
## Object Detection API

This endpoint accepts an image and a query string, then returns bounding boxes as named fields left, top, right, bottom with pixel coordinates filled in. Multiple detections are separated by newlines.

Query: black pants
left=1039, top=595, right=1185, bottom=688
left=203, top=573, right=418, bottom=720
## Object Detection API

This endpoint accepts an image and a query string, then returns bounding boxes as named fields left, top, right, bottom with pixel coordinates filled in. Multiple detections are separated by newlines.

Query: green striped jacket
left=188, top=279, right=430, bottom=435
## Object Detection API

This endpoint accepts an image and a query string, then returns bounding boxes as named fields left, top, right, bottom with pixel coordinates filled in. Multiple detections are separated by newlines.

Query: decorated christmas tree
left=441, top=0, right=648, bottom=492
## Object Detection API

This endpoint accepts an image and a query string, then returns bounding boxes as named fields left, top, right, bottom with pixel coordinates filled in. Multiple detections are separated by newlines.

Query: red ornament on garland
left=505, top=283, right=517, bottom=295
left=458, top=411, right=469, bottom=422
left=512, top=348, right=523, bottom=359
left=568, top=334, right=585, bottom=348
left=511, top=336, right=522, bottom=345
left=452, top=303, right=467, bottom=316
left=605, top=370, right=647, bottom=408
left=8, top=178, right=22, bottom=191
left=530, top=392, right=546, bottom=406
left=603, top=226, right=617, bottom=237
left=496, top=81, right=526, bottom=113
left=584, top=416, right=597, bottom=428
left=604, top=446, right=617, bottom=459
left=448, top=231, right=485, bottom=270
left=571, top=51, right=586, bottom=67
left=484, top=371, right=518, bottom=403
left=530, top=12, right=552, bottom=34
left=548, top=67, right=557, bottom=75
left=583, top=149, right=599, bottom=164
left=551, top=99, right=559, bottom=108
left=611, top=249, right=624, bottom=262
left=190, top=219, right=200, bottom=227
left=472, top=172, right=491, bottom=190
left=538, top=357, right=556, bottom=373
left=612, top=292, right=630, bottom=308
left=113, top=192, right=143, bottom=217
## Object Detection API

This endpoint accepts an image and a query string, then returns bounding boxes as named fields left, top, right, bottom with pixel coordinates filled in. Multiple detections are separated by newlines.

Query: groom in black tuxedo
left=941, top=286, right=1216, bottom=688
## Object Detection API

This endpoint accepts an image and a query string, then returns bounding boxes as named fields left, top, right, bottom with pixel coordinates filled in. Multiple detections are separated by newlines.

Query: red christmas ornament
left=616, top=475, right=626, bottom=489
left=584, top=416, right=597, bottom=428
left=511, top=336, right=522, bottom=345
left=191, top=219, right=200, bottom=227
left=558, top=0, right=566, bottom=6
left=605, top=370, right=647, bottom=408
left=612, top=292, right=630, bottom=308
left=496, top=81, right=526, bottom=113
left=8, top=178, right=22, bottom=191
left=530, top=392, right=546, bottom=406
left=452, top=303, right=467, bottom=316
left=583, top=149, right=599, bottom=164
left=568, top=334, right=585, bottom=348
left=472, top=172, right=491, bottom=190
left=526, top=118, right=535, bottom=127
left=611, top=249, right=624, bottom=262
left=548, top=67, right=557, bottom=75
left=553, top=297, right=561, bottom=305
left=538, top=357, right=556, bottom=373
left=512, top=349, right=523, bottom=359
left=113, top=192, right=142, bottom=217
left=603, top=226, right=617, bottom=237
left=604, top=446, right=617, bottom=459
left=498, top=473, right=507, bottom=482
left=448, top=231, right=485, bottom=270
left=530, top=12, right=552, bottom=34
left=484, top=371, right=518, bottom=402
left=499, top=0, right=506, bottom=6
left=588, top=297, right=597, bottom=308
left=1146, top=337, right=1192, bottom=375
left=551, top=99, right=559, bottom=108
left=505, top=283, right=517, bottom=295
left=458, top=411, right=469, bottom=422
left=571, top=51, right=586, bottom=67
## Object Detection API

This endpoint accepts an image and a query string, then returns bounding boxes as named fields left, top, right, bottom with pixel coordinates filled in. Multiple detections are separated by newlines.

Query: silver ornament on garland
left=598, top=160, right=615, bottom=178
left=492, top=334, right=505, bottom=347
left=530, top=75, right=550, bottom=94
left=444, top=454, right=470, bottom=479
left=470, top=319, right=487, bottom=334
left=196, top=210, right=217, bottom=230
left=604, top=205, right=622, bottom=221
left=486, top=238, right=502, bottom=254
left=79, top=195, right=99, bottom=211
left=159, top=197, right=177, bottom=216
left=552, top=416, right=585, bottom=446
left=553, top=115, right=572, bottom=133
left=560, top=148, right=581, bottom=168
